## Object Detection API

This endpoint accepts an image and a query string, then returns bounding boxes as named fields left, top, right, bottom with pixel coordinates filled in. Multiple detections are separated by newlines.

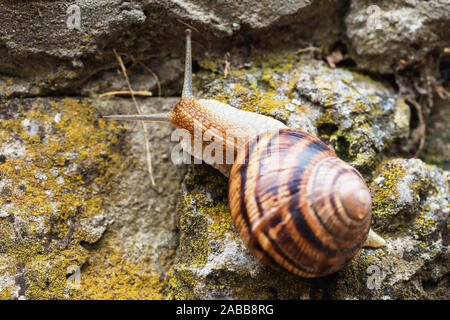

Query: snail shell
left=228, top=128, right=372, bottom=277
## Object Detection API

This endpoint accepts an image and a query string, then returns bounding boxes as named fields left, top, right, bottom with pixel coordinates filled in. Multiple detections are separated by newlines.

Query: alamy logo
left=366, top=264, right=382, bottom=290
left=169, top=128, right=281, bottom=166
left=67, top=265, right=81, bottom=289
left=366, top=5, right=384, bottom=31
left=66, top=4, right=81, bottom=30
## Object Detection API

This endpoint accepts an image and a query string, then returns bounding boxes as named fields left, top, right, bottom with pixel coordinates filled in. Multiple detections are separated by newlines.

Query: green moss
left=199, top=58, right=219, bottom=73
left=315, top=111, right=356, bottom=162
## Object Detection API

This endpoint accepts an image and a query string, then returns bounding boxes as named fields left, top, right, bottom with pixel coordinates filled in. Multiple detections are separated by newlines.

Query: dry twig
left=121, top=53, right=162, bottom=97
left=113, top=49, right=156, bottom=186
left=405, top=96, right=426, bottom=158
left=100, top=91, right=153, bottom=97
left=177, top=19, right=200, bottom=33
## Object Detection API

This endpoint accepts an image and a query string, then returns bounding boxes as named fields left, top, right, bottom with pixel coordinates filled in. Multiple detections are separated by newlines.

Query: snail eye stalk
left=182, top=29, right=193, bottom=98
left=100, top=113, right=170, bottom=122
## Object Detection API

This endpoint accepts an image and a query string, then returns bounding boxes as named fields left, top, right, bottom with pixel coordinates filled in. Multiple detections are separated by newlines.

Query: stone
left=0, top=0, right=347, bottom=96
left=0, top=96, right=186, bottom=299
left=198, top=53, right=410, bottom=170
left=345, top=0, right=450, bottom=74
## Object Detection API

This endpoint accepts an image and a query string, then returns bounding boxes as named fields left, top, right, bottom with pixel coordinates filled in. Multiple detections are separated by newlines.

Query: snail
left=102, top=29, right=385, bottom=278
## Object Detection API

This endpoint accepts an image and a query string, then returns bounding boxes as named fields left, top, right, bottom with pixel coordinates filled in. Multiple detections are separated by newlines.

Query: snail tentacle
left=182, top=28, right=193, bottom=98
left=101, top=113, right=170, bottom=122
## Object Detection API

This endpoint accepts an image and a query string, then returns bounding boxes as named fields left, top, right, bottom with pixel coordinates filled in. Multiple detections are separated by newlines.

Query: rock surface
left=423, top=97, right=450, bottom=170
left=345, top=0, right=450, bottom=74
left=0, top=97, right=123, bottom=299
left=0, top=0, right=448, bottom=300
left=199, top=54, right=410, bottom=170
left=0, top=97, right=185, bottom=299
left=0, top=0, right=346, bottom=96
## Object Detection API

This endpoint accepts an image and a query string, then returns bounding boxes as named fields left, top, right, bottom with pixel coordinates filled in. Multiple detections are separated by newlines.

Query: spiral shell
left=228, top=128, right=372, bottom=277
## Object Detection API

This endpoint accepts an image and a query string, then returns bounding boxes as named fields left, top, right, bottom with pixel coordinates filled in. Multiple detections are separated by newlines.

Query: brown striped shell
left=228, top=128, right=372, bottom=278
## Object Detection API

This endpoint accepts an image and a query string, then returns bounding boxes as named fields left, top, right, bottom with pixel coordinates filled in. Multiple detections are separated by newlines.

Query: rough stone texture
left=423, top=97, right=450, bottom=170
left=74, top=97, right=187, bottom=299
left=341, top=159, right=449, bottom=299
left=345, top=0, right=450, bottom=74
left=0, top=96, right=186, bottom=299
left=0, top=0, right=346, bottom=96
left=199, top=53, right=410, bottom=170
left=0, top=97, right=124, bottom=299
left=96, top=97, right=186, bottom=268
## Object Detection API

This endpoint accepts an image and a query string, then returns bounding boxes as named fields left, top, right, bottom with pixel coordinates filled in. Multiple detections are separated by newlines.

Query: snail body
left=103, top=29, right=385, bottom=278
left=168, top=96, right=287, bottom=176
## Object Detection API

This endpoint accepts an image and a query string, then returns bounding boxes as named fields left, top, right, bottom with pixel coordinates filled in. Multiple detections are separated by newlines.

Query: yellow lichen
left=199, top=58, right=219, bottom=73
left=168, top=269, right=195, bottom=300
left=72, top=243, right=165, bottom=300
left=0, top=98, right=125, bottom=299
left=215, top=83, right=293, bottom=119
left=370, top=160, right=406, bottom=219
left=0, top=284, right=14, bottom=300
